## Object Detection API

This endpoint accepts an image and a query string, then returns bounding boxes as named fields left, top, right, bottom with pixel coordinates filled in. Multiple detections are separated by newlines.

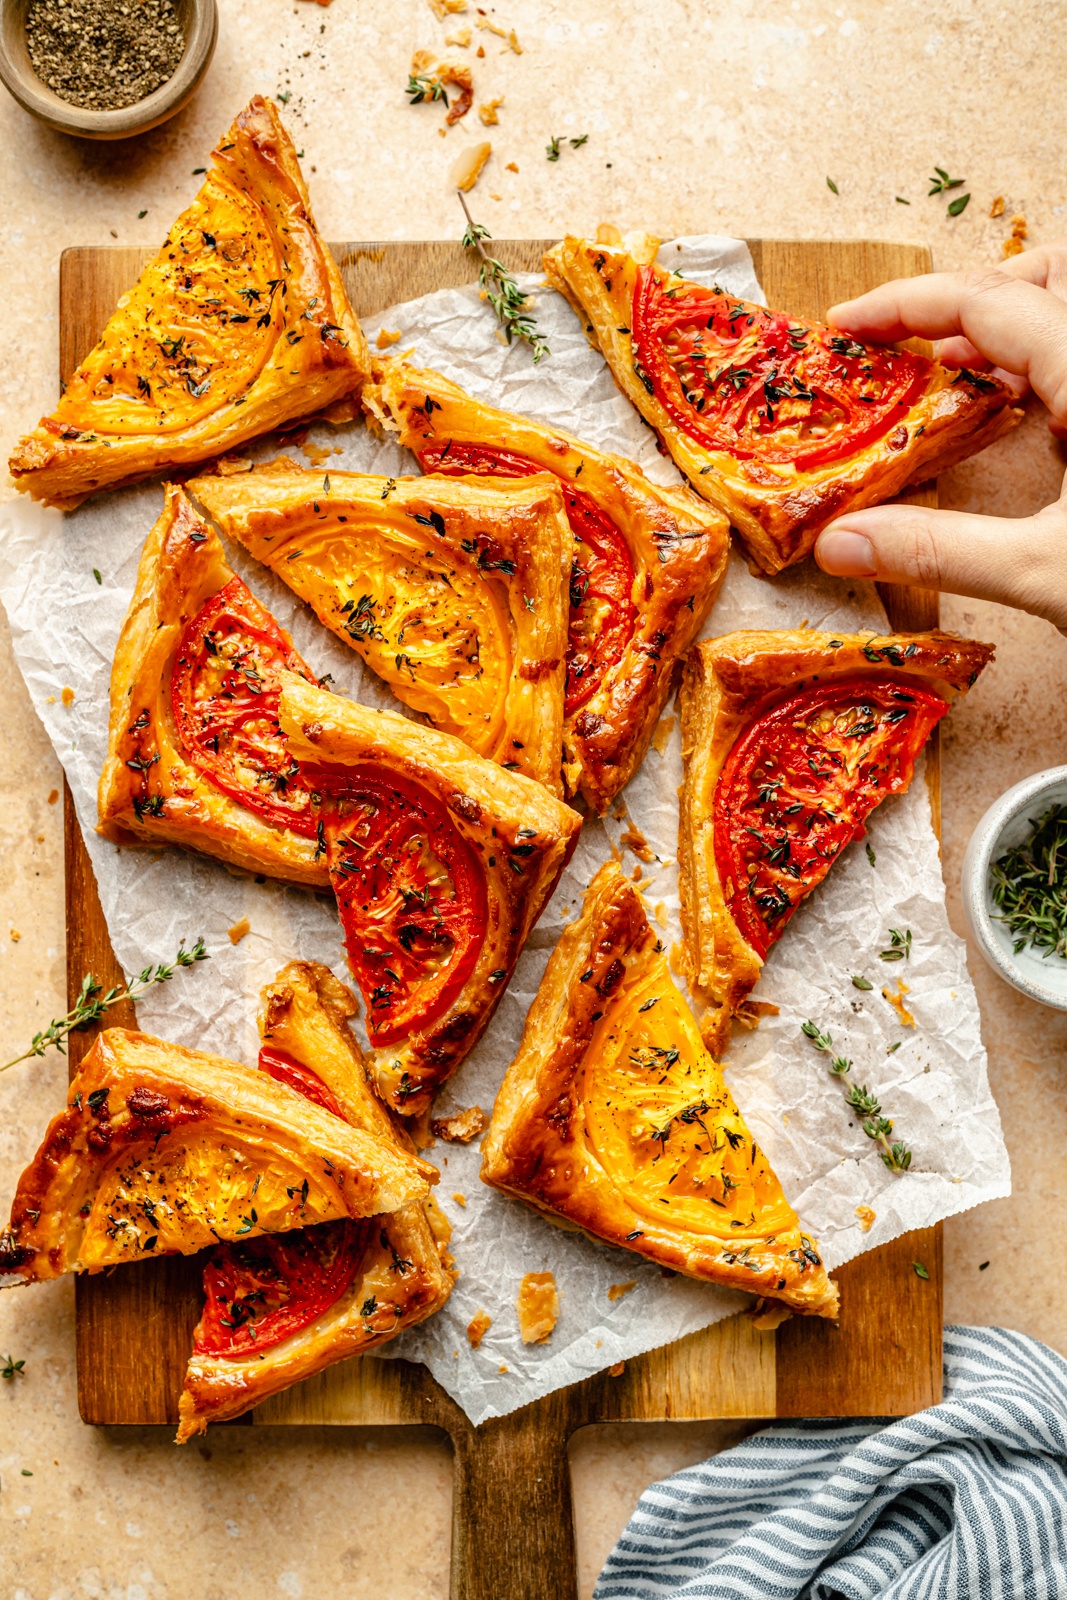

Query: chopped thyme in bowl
left=990, top=802, right=1067, bottom=960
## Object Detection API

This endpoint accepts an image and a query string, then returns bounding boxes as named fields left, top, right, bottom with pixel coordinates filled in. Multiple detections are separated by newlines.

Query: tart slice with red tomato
left=542, top=232, right=1022, bottom=575
left=9, top=96, right=368, bottom=510
left=190, top=458, right=571, bottom=795
left=0, top=1021, right=434, bottom=1288
left=177, top=961, right=453, bottom=1441
left=362, top=359, right=730, bottom=811
left=98, top=482, right=330, bottom=887
left=277, top=678, right=583, bottom=1116
left=481, top=861, right=838, bottom=1317
left=678, top=628, right=994, bottom=1055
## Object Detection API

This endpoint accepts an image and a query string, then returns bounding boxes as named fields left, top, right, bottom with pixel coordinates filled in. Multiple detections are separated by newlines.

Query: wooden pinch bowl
left=0, top=0, right=217, bottom=140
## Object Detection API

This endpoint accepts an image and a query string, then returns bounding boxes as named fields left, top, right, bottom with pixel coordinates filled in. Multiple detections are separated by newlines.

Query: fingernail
left=815, top=528, right=877, bottom=578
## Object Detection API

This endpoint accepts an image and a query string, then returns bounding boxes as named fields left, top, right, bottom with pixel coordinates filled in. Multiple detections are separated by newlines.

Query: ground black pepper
left=26, top=0, right=185, bottom=112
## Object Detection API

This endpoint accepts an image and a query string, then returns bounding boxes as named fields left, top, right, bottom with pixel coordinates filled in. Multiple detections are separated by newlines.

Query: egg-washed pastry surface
left=542, top=232, right=1022, bottom=576
left=278, top=678, right=582, bottom=1116
left=98, top=483, right=330, bottom=887
left=191, top=460, right=571, bottom=795
left=678, top=629, right=995, bottom=1056
left=0, top=1024, right=433, bottom=1287
left=177, top=961, right=453, bottom=1442
left=9, top=96, right=369, bottom=509
left=363, top=359, right=730, bottom=810
left=481, top=861, right=838, bottom=1317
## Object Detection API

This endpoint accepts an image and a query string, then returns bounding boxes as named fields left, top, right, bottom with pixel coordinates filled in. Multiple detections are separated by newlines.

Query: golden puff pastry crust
left=0, top=1024, right=433, bottom=1287
left=363, top=358, right=730, bottom=810
left=97, top=483, right=329, bottom=888
left=543, top=232, right=1022, bottom=575
left=177, top=962, right=452, bottom=1441
left=278, top=678, right=582, bottom=1116
left=481, top=861, right=838, bottom=1317
left=678, top=628, right=995, bottom=1056
left=9, top=96, right=369, bottom=509
left=190, top=460, right=571, bottom=795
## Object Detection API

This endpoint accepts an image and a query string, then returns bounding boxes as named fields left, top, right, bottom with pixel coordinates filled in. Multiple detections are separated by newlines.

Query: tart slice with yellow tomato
left=481, top=861, right=839, bottom=1318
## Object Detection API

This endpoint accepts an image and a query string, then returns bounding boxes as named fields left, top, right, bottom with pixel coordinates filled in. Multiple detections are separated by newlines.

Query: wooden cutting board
left=60, top=237, right=943, bottom=1600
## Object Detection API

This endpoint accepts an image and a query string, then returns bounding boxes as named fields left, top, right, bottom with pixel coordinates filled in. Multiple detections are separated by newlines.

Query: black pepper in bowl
left=25, top=0, right=186, bottom=112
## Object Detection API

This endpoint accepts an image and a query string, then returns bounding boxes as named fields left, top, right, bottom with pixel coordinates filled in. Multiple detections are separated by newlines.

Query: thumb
left=813, top=493, right=1067, bottom=631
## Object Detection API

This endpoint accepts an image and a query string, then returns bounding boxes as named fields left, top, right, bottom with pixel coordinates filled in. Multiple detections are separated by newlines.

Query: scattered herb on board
left=851, top=975, right=874, bottom=991
left=879, top=927, right=912, bottom=962
left=458, top=193, right=549, bottom=363
left=826, top=176, right=839, bottom=194
left=989, top=804, right=1067, bottom=959
left=25, top=0, right=185, bottom=111
left=895, top=196, right=911, bottom=205
left=1, top=937, right=209, bottom=1074
left=866, top=842, right=877, bottom=868
left=912, top=1260, right=930, bottom=1280
left=947, top=193, right=971, bottom=217
left=801, top=1020, right=912, bottom=1172
left=1, top=1354, right=26, bottom=1379
left=407, top=72, right=450, bottom=106
left=547, top=134, right=589, bottom=162
left=929, top=166, right=966, bottom=196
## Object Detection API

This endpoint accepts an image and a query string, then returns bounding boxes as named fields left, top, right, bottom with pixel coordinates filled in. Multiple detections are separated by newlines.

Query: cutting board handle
left=448, top=1399, right=579, bottom=1600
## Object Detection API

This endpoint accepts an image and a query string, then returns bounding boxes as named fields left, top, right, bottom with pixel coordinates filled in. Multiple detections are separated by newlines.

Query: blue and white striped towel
left=596, top=1327, right=1067, bottom=1599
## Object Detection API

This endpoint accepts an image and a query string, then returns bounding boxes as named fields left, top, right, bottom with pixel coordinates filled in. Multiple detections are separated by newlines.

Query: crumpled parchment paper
left=0, top=237, right=1009, bottom=1425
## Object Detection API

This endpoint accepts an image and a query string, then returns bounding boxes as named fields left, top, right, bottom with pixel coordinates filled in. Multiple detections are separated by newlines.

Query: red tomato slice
left=417, top=439, right=636, bottom=713
left=318, top=766, right=488, bottom=1047
left=194, top=1218, right=370, bottom=1357
left=714, top=673, right=946, bottom=959
left=631, top=266, right=929, bottom=471
left=171, top=576, right=318, bottom=836
left=257, top=1044, right=348, bottom=1121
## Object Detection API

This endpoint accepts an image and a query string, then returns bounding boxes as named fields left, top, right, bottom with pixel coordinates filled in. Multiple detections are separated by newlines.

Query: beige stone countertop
left=2, top=1, right=1066, bottom=1594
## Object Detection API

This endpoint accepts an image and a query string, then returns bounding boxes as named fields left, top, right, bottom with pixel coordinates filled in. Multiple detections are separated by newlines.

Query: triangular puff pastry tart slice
left=678, top=628, right=995, bottom=1056
left=177, top=962, right=453, bottom=1442
left=190, top=460, right=571, bottom=794
left=0, top=1024, right=433, bottom=1287
left=542, top=232, right=1022, bottom=576
left=9, top=96, right=369, bottom=509
left=363, top=358, right=730, bottom=810
left=277, top=678, right=582, bottom=1116
left=97, top=483, right=329, bottom=887
left=481, top=861, right=838, bottom=1317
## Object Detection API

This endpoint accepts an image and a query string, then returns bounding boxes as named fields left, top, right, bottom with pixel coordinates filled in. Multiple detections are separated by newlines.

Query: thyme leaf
left=407, top=73, right=449, bottom=106
left=458, top=193, right=549, bottom=363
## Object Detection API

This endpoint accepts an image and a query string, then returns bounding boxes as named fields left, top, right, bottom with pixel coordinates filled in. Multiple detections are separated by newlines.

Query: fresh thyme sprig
left=546, top=133, right=589, bottom=161
left=1, top=938, right=209, bottom=1074
left=879, top=927, right=912, bottom=963
left=990, top=803, right=1067, bottom=959
left=458, top=193, right=549, bottom=363
left=928, top=166, right=965, bottom=196
left=1, top=1353, right=25, bottom=1379
left=801, top=1020, right=912, bottom=1172
left=407, top=73, right=449, bottom=106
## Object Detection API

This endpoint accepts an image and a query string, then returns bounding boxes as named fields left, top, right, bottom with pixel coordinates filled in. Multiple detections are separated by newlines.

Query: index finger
left=827, top=267, right=1067, bottom=420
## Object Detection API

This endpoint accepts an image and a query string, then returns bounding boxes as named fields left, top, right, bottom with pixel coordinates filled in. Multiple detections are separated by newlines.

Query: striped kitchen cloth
left=595, top=1326, right=1067, bottom=1599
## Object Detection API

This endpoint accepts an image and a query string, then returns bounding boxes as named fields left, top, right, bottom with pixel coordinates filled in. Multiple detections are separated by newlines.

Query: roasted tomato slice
left=714, top=674, right=946, bottom=959
left=631, top=266, right=929, bottom=471
left=171, top=575, right=318, bottom=835
left=257, top=1044, right=348, bottom=1121
left=194, top=1218, right=370, bottom=1357
left=417, top=439, right=636, bottom=713
left=318, top=767, right=488, bottom=1046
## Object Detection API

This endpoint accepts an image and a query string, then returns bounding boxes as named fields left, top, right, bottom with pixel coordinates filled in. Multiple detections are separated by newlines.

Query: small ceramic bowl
left=961, top=765, right=1067, bottom=1010
left=0, top=0, right=217, bottom=140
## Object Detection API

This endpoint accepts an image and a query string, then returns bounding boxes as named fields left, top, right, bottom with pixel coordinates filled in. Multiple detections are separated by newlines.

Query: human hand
left=814, top=245, right=1067, bottom=632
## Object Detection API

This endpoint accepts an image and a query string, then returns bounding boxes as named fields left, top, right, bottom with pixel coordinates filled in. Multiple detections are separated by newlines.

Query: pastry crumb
left=431, top=1105, right=487, bottom=1143
left=47, top=789, right=59, bottom=804
left=429, top=0, right=467, bottom=16
left=423, top=1194, right=453, bottom=1245
left=466, top=1309, right=491, bottom=1348
left=505, top=160, right=518, bottom=172
left=10, top=929, right=21, bottom=942
left=301, top=440, right=337, bottom=467
left=750, top=1299, right=793, bottom=1332
left=36, top=834, right=45, bottom=843
left=651, top=713, right=675, bottom=755
left=654, top=901, right=667, bottom=929
left=735, top=998, right=780, bottom=1030
left=444, top=24, right=471, bottom=45
left=608, top=1360, right=625, bottom=1377
left=452, top=1192, right=467, bottom=1207
left=475, top=16, right=521, bottom=51
left=412, top=49, right=472, bottom=123
left=619, top=825, right=655, bottom=864
left=375, top=328, right=403, bottom=349
left=478, top=96, right=504, bottom=125
left=989, top=195, right=1005, bottom=217
left=855, top=1205, right=876, bottom=1233
left=517, top=1270, right=559, bottom=1344
left=227, top=917, right=251, bottom=945
left=498, top=1363, right=508, bottom=1372
left=61, top=687, right=75, bottom=707
left=881, top=980, right=915, bottom=1028
left=1003, top=213, right=1027, bottom=257
left=452, top=140, right=492, bottom=192
left=476, top=43, right=484, bottom=56
left=607, top=1280, right=636, bottom=1302
left=215, top=453, right=254, bottom=476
